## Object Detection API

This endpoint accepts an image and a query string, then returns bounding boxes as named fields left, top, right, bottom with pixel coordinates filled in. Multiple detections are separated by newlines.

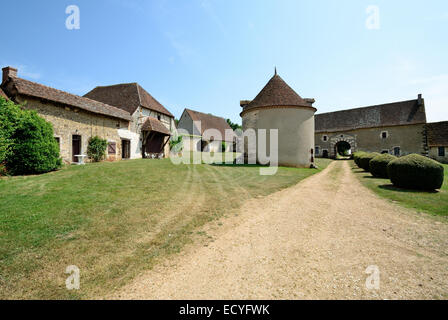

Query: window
left=54, top=137, right=60, bottom=149
left=393, top=147, right=400, bottom=156
left=381, top=131, right=388, bottom=139
left=438, top=147, right=446, bottom=157
left=157, top=115, right=161, bottom=121
left=381, top=150, right=389, bottom=154
left=323, top=135, right=328, bottom=142
left=315, top=146, right=320, bottom=155
left=108, top=142, right=117, bottom=155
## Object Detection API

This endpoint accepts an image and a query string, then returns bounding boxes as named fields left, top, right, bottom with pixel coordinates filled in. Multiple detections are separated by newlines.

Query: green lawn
left=0, top=157, right=331, bottom=299
left=351, top=161, right=448, bottom=217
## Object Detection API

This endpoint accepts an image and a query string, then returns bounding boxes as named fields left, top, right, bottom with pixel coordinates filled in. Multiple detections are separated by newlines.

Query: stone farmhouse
left=315, top=96, right=427, bottom=159
left=1, top=66, right=175, bottom=163
left=1, top=67, right=132, bottom=163
left=177, top=108, right=234, bottom=152
left=85, top=83, right=175, bottom=159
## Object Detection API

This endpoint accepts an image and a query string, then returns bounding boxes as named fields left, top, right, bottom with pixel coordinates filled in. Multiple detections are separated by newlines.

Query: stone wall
left=16, top=96, right=125, bottom=163
left=315, top=124, right=426, bottom=158
left=428, top=147, right=448, bottom=164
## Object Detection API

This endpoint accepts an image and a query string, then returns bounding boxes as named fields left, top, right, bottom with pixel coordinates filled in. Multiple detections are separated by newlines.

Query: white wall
left=117, top=128, right=141, bottom=159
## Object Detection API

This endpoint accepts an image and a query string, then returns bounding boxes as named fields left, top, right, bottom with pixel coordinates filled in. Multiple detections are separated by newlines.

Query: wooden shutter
left=108, top=142, right=116, bottom=155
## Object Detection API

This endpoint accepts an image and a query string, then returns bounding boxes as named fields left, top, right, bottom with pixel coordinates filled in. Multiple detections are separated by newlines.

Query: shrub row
left=353, top=150, right=444, bottom=190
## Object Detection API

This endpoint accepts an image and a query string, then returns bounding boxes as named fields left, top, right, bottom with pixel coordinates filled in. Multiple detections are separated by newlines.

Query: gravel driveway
left=111, top=161, right=448, bottom=299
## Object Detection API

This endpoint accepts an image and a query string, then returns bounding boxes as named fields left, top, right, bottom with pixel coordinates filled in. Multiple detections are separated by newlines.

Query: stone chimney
left=418, top=94, right=423, bottom=106
left=2, top=66, right=18, bottom=85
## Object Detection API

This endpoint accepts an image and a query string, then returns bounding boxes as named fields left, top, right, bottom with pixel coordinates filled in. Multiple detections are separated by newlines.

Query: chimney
left=305, top=98, right=316, bottom=106
left=2, top=66, right=18, bottom=85
left=418, top=94, right=423, bottom=106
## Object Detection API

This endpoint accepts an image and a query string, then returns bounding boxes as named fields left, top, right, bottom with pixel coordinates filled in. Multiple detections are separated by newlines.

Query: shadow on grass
left=378, top=184, right=440, bottom=194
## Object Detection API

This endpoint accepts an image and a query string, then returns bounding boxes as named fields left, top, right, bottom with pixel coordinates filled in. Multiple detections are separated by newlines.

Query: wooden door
left=122, top=140, right=130, bottom=159
left=72, top=135, right=81, bottom=162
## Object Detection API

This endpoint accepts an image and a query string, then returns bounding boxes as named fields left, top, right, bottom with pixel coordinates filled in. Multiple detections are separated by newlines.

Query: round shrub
left=87, top=136, right=108, bottom=162
left=369, top=154, right=397, bottom=178
left=387, top=154, right=444, bottom=190
left=353, top=151, right=367, bottom=168
left=7, top=109, right=62, bottom=175
left=359, top=152, right=380, bottom=172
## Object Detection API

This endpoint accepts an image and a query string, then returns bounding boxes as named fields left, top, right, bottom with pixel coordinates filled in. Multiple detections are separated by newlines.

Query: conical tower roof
left=246, top=73, right=312, bottom=110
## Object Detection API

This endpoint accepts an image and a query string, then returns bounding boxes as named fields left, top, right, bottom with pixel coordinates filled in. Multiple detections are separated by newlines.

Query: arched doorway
left=197, top=140, right=210, bottom=152
left=334, top=141, right=352, bottom=157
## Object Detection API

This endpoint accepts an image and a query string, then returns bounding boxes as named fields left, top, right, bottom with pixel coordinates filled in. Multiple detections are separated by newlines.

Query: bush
left=387, top=154, right=444, bottom=190
left=358, top=152, right=380, bottom=172
left=87, top=136, right=108, bottom=162
left=353, top=151, right=367, bottom=168
left=369, top=154, right=397, bottom=178
left=4, top=104, right=62, bottom=175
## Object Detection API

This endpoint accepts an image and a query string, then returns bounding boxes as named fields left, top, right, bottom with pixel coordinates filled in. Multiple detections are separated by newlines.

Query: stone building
left=240, top=71, right=316, bottom=168
left=84, top=83, right=175, bottom=159
left=426, top=121, right=448, bottom=163
left=177, top=108, right=234, bottom=152
left=1, top=67, right=132, bottom=163
left=315, top=96, right=428, bottom=158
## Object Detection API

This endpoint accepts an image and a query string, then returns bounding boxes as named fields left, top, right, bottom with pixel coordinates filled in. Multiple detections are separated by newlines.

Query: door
left=122, top=139, right=130, bottom=159
left=322, top=150, right=329, bottom=158
left=72, top=135, right=81, bottom=162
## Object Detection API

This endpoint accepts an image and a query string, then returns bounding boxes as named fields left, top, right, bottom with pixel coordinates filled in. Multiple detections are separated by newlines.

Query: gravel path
left=111, top=161, right=448, bottom=300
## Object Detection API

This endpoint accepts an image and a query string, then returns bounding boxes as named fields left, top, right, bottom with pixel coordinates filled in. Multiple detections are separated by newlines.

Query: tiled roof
left=426, top=121, right=448, bottom=147
left=6, top=77, right=131, bottom=121
left=315, top=99, right=427, bottom=133
left=243, top=74, right=313, bottom=112
left=0, top=88, right=8, bottom=100
left=141, top=117, right=171, bottom=135
left=84, top=83, right=174, bottom=117
left=184, top=108, right=234, bottom=142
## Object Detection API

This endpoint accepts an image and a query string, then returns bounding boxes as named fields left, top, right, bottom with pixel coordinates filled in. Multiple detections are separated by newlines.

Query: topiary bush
left=359, top=152, right=380, bottom=172
left=5, top=106, right=62, bottom=175
left=369, top=154, right=397, bottom=178
left=387, top=154, right=444, bottom=190
left=87, top=136, right=108, bottom=162
left=353, top=151, right=366, bottom=168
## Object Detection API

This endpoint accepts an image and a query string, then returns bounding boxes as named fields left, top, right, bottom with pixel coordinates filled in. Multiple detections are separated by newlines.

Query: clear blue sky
left=1, top=0, right=447, bottom=123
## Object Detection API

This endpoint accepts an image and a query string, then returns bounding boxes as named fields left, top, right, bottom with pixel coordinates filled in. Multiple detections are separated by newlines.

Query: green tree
left=226, top=119, right=242, bottom=131
left=87, top=136, right=108, bottom=162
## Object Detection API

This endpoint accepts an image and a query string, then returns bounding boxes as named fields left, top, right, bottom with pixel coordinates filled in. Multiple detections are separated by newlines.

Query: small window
left=108, top=142, right=117, bottom=155
left=323, top=135, right=328, bottom=142
left=55, top=137, right=60, bottom=149
left=438, top=147, right=445, bottom=157
left=157, top=115, right=161, bottom=121
left=381, top=131, right=388, bottom=139
left=315, top=146, right=320, bottom=155
left=381, top=150, right=389, bottom=154
left=393, top=147, right=400, bottom=156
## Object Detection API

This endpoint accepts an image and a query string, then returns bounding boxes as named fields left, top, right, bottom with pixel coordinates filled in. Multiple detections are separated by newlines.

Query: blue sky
left=1, top=0, right=447, bottom=123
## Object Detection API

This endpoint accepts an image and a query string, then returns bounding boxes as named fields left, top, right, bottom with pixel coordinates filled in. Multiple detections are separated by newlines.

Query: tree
left=87, top=136, right=108, bottom=162
left=226, top=119, right=242, bottom=131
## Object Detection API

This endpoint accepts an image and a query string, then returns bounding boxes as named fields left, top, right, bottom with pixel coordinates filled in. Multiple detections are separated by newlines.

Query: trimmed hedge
left=369, top=154, right=397, bottom=178
left=353, top=151, right=367, bottom=168
left=358, top=152, right=380, bottom=172
left=387, top=154, right=444, bottom=190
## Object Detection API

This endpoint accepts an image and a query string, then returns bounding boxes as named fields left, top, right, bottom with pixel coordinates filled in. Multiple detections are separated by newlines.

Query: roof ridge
left=186, top=108, right=226, bottom=120
left=315, top=99, right=420, bottom=116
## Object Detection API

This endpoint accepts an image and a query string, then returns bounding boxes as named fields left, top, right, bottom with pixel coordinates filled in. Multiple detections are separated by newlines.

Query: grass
left=0, top=156, right=332, bottom=299
left=351, top=161, right=448, bottom=217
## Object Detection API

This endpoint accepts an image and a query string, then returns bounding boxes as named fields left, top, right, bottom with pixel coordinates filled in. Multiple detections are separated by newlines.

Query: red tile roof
left=184, top=108, right=234, bottom=142
left=243, top=74, right=314, bottom=113
left=6, top=77, right=131, bottom=121
left=84, top=83, right=174, bottom=118
left=315, top=99, right=427, bottom=133
left=426, top=121, right=448, bottom=147
left=141, top=117, right=171, bottom=135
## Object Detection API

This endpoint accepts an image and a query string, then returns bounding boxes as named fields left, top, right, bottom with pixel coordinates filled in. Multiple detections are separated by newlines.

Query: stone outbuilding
left=1, top=66, right=132, bottom=164
left=177, top=108, right=235, bottom=152
left=85, top=83, right=175, bottom=159
left=315, top=95, right=427, bottom=158
left=426, top=121, right=448, bottom=163
left=240, top=71, right=316, bottom=168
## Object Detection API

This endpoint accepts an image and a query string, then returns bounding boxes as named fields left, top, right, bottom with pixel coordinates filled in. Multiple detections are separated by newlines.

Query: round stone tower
left=240, top=71, right=316, bottom=168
